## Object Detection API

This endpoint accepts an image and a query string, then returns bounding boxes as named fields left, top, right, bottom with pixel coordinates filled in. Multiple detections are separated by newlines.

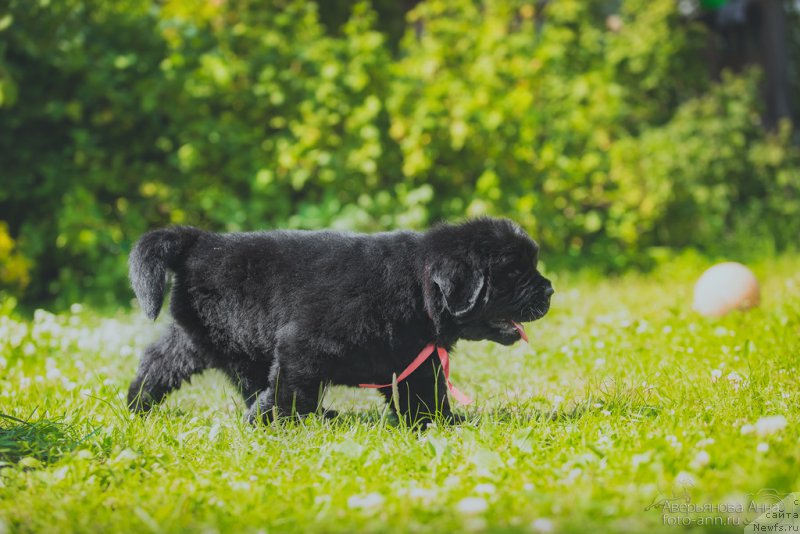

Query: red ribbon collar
left=359, top=264, right=472, bottom=405
left=359, top=342, right=473, bottom=405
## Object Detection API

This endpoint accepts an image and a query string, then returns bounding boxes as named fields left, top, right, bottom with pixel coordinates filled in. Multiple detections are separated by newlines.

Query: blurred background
left=0, top=0, right=798, bottom=310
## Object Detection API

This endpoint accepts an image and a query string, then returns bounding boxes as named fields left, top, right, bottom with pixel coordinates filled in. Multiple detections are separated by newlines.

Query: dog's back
left=129, top=227, right=424, bottom=351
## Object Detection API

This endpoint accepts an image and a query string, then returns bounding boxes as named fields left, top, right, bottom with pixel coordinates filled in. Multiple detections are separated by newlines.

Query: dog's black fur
left=127, top=218, right=553, bottom=425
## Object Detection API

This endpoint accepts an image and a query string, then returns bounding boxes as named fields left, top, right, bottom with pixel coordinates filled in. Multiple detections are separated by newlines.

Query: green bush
left=610, top=71, right=800, bottom=257
left=387, top=0, right=713, bottom=266
left=0, top=0, right=797, bottom=307
left=0, top=0, right=182, bottom=306
left=0, top=222, right=29, bottom=291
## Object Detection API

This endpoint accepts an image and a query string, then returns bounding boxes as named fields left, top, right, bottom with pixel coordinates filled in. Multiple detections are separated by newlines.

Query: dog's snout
left=544, top=285, right=555, bottom=297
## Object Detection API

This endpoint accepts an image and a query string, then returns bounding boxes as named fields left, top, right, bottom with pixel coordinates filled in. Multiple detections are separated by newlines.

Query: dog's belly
left=319, top=335, right=433, bottom=388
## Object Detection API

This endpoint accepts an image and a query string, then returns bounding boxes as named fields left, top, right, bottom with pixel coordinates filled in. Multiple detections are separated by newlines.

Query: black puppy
left=127, top=217, right=553, bottom=425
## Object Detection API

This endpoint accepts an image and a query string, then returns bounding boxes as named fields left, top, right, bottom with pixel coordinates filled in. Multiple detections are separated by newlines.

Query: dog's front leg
left=380, top=359, right=456, bottom=427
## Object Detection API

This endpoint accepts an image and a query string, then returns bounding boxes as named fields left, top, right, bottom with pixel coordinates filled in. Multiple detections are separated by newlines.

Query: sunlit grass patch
left=0, top=413, right=90, bottom=467
left=0, top=256, right=799, bottom=533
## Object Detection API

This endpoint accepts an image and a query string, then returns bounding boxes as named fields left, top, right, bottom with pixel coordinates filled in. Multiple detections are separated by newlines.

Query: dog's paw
left=244, top=404, right=276, bottom=426
left=399, top=411, right=470, bottom=430
left=319, top=408, right=339, bottom=420
left=444, top=412, right=470, bottom=424
left=127, top=391, right=156, bottom=414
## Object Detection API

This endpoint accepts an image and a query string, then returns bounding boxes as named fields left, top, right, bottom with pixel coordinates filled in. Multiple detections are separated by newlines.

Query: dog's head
left=422, top=218, right=553, bottom=345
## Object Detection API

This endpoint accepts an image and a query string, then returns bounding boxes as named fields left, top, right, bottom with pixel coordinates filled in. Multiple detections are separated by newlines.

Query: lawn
left=1, top=255, right=799, bottom=533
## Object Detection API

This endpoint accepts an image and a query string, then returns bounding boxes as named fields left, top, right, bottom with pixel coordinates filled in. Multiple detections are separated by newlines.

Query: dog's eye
left=508, top=266, right=524, bottom=277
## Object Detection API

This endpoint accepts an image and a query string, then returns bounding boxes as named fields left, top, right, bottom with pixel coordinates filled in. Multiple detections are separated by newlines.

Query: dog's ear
left=430, top=258, right=485, bottom=317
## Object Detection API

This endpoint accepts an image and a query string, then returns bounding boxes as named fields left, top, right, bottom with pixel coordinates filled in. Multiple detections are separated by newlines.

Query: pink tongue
left=512, top=321, right=528, bottom=343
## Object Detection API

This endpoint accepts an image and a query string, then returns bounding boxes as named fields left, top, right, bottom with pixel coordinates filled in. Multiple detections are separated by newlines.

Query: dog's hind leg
left=218, top=357, right=273, bottom=409
left=127, top=324, right=209, bottom=413
left=244, top=338, right=326, bottom=424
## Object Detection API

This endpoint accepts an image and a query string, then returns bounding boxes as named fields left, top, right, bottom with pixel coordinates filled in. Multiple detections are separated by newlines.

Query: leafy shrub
left=610, top=71, right=800, bottom=258
left=0, top=0, right=182, bottom=306
left=388, top=0, right=711, bottom=267
left=0, top=222, right=30, bottom=291
left=0, top=0, right=797, bottom=307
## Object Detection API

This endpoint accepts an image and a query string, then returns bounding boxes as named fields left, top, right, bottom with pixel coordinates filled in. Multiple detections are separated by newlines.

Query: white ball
left=692, top=262, right=760, bottom=317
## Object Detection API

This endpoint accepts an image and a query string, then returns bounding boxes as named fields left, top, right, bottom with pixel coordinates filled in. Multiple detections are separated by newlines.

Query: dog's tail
left=129, top=227, right=202, bottom=320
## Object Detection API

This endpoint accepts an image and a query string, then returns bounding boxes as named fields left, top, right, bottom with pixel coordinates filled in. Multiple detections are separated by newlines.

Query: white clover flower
left=474, top=483, right=496, bottom=495
left=757, top=443, right=769, bottom=453
left=407, top=487, right=437, bottom=499
left=691, top=451, right=711, bottom=470
left=444, top=475, right=462, bottom=488
left=711, top=369, right=722, bottom=382
left=46, top=367, right=61, bottom=380
left=632, top=452, right=651, bottom=468
left=696, top=438, right=715, bottom=447
left=6, top=321, right=27, bottom=348
left=675, top=471, right=695, bottom=487
left=596, top=435, right=613, bottom=449
left=726, top=371, right=746, bottom=391
left=456, top=497, right=488, bottom=515
left=740, top=424, right=755, bottom=435
left=464, top=517, right=487, bottom=532
left=313, top=495, right=331, bottom=509
left=755, top=415, right=787, bottom=436
left=564, top=468, right=582, bottom=484
left=531, top=518, right=555, bottom=533
left=727, top=371, right=742, bottom=384
left=228, top=480, right=251, bottom=492
left=23, top=343, right=35, bottom=356
left=347, top=492, right=384, bottom=510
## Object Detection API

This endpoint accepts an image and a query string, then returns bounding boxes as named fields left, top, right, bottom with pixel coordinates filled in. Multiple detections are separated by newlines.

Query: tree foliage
left=0, top=0, right=797, bottom=307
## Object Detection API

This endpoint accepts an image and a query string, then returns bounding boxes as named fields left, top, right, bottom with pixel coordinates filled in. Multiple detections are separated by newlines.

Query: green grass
left=1, top=256, right=799, bottom=533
